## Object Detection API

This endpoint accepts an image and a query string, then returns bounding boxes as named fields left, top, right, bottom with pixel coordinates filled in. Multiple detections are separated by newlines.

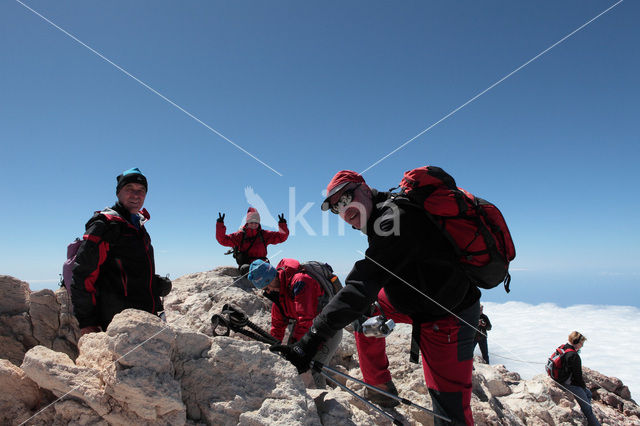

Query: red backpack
left=546, top=345, right=576, bottom=381
left=395, top=166, right=516, bottom=291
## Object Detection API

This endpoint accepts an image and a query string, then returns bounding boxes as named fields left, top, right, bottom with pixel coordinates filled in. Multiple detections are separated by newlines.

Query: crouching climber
left=248, top=258, right=342, bottom=388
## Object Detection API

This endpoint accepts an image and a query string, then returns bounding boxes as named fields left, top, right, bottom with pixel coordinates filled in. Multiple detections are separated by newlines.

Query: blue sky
left=1, top=1, right=638, bottom=307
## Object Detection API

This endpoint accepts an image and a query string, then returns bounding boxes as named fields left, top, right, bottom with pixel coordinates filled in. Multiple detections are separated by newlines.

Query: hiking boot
left=363, top=380, right=400, bottom=408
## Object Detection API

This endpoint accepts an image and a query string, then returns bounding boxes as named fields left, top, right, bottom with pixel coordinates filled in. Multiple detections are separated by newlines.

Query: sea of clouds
left=478, top=301, right=639, bottom=400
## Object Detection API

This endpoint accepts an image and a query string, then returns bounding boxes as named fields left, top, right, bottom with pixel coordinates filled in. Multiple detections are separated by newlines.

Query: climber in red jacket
left=248, top=258, right=342, bottom=388
left=216, top=207, right=289, bottom=274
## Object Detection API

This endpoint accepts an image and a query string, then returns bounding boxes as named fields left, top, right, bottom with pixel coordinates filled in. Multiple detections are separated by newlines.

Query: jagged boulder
left=470, top=359, right=640, bottom=425
left=18, top=309, right=321, bottom=425
left=2, top=268, right=639, bottom=425
left=0, top=359, right=44, bottom=425
left=0, top=275, right=79, bottom=365
left=164, top=267, right=272, bottom=336
left=583, top=366, right=639, bottom=417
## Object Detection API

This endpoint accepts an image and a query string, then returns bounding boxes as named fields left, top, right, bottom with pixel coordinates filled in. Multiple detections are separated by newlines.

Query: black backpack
left=232, top=230, right=267, bottom=266
left=299, top=261, right=342, bottom=313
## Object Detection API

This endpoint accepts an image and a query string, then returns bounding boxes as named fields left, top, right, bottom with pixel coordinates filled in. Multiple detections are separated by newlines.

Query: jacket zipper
left=115, top=259, right=128, bottom=296
left=144, top=235, right=155, bottom=313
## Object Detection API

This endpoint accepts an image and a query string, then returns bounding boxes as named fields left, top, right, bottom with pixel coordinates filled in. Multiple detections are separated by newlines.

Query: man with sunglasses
left=271, top=170, right=480, bottom=425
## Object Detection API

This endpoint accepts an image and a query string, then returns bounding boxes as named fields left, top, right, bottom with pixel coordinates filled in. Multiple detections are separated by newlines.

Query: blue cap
left=248, top=260, right=277, bottom=289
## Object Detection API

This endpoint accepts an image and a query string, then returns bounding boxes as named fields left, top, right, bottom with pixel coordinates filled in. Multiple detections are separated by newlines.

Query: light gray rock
left=15, top=298, right=324, bottom=425
left=0, top=335, right=28, bottom=366
left=30, top=289, right=60, bottom=345
left=474, top=363, right=512, bottom=397
left=178, top=335, right=320, bottom=425
left=21, top=345, right=108, bottom=416
left=3, top=268, right=639, bottom=425
left=0, top=276, right=79, bottom=365
left=53, top=399, right=107, bottom=426
left=163, top=267, right=271, bottom=337
left=106, top=309, right=176, bottom=373
left=0, top=275, right=30, bottom=315
left=0, top=359, right=43, bottom=425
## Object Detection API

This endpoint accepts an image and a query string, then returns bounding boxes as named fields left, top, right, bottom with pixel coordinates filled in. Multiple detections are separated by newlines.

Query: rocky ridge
left=0, top=269, right=638, bottom=425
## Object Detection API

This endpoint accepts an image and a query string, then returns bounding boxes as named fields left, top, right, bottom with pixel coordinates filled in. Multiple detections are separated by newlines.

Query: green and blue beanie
left=116, top=167, right=148, bottom=194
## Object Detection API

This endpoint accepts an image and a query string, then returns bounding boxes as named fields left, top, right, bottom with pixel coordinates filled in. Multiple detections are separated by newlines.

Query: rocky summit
left=0, top=270, right=638, bottom=425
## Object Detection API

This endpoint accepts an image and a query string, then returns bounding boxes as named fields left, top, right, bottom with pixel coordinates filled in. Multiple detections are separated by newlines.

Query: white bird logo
left=244, top=186, right=278, bottom=229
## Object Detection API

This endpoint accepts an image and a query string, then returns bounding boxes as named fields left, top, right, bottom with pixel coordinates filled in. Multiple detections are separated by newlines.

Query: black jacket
left=71, top=202, right=162, bottom=330
left=313, top=191, right=480, bottom=339
left=561, top=343, right=586, bottom=387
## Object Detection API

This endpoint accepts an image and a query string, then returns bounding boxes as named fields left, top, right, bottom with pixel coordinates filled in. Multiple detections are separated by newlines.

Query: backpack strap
left=390, top=195, right=465, bottom=259
left=263, top=287, right=288, bottom=320
left=237, top=229, right=266, bottom=253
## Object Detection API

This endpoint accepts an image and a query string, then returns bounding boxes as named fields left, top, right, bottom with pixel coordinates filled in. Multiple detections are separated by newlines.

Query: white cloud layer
left=479, top=302, right=639, bottom=400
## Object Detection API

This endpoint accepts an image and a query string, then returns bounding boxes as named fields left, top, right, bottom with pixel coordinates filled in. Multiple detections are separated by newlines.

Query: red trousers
left=355, top=289, right=479, bottom=426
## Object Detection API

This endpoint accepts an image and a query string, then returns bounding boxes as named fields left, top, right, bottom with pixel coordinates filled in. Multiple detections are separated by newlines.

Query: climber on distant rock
left=547, top=331, right=601, bottom=426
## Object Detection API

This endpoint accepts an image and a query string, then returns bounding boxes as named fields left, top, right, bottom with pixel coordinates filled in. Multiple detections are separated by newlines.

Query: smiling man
left=271, top=169, right=481, bottom=425
left=71, top=168, right=171, bottom=335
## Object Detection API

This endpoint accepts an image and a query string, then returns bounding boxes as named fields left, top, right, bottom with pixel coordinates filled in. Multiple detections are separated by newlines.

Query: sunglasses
left=329, top=184, right=360, bottom=214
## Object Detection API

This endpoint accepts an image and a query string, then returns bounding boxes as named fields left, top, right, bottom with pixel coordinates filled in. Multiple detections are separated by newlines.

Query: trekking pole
left=320, top=371, right=404, bottom=426
left=211, top=312, right=279, bottom=345
left=211, top=314, right=231, bottom=337
left=313, top=362, right=452, bottom=424
left=221, top=304, right=279, bottom=345
left=211, top=310, right=450, bottom=424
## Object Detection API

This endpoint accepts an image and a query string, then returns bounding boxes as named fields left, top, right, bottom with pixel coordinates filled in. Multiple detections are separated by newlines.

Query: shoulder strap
left=237, top=230, right=253, bottom=253
left=258, top=229, right=267, bottom=251
left=263, top=288, right=288, bottom=319
left=237, top=229, right=267, bottom=253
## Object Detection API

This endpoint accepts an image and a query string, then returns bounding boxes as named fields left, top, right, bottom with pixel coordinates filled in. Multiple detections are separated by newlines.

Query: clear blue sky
left=1, top=1, right=638, bottom=307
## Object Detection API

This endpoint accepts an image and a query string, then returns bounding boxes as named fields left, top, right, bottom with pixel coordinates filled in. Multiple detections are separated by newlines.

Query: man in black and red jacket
left=272, top=170, right=480, bottom=426
left=71, top=168, right=171, bottom=335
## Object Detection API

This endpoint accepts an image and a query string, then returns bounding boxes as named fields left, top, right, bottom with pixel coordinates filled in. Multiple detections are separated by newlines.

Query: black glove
left=155, top=275, right=172, bottom=297
left=278, top=213, right=286, bottom=224
left=270, top=327, right=324, bottom=374
left=217, top=213, right=225, bottom=223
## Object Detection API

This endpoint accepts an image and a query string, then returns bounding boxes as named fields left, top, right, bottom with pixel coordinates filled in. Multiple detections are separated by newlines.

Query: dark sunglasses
left=329, top=184, right=360, bottom=214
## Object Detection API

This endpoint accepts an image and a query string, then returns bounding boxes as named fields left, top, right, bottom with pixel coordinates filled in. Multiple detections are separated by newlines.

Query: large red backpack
left=546, top=345, right=576, bottom=381
left=395, top=166, right=516, bottom=291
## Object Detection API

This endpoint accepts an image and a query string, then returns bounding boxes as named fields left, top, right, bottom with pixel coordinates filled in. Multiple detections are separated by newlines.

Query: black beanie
left=116, top=167, right=148, bottom=194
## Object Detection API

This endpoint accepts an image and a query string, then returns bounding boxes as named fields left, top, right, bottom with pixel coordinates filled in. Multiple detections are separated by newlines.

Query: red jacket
left=216, top=222, right=289, bottom=260
left=269, top=258, right=325, bottom=343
